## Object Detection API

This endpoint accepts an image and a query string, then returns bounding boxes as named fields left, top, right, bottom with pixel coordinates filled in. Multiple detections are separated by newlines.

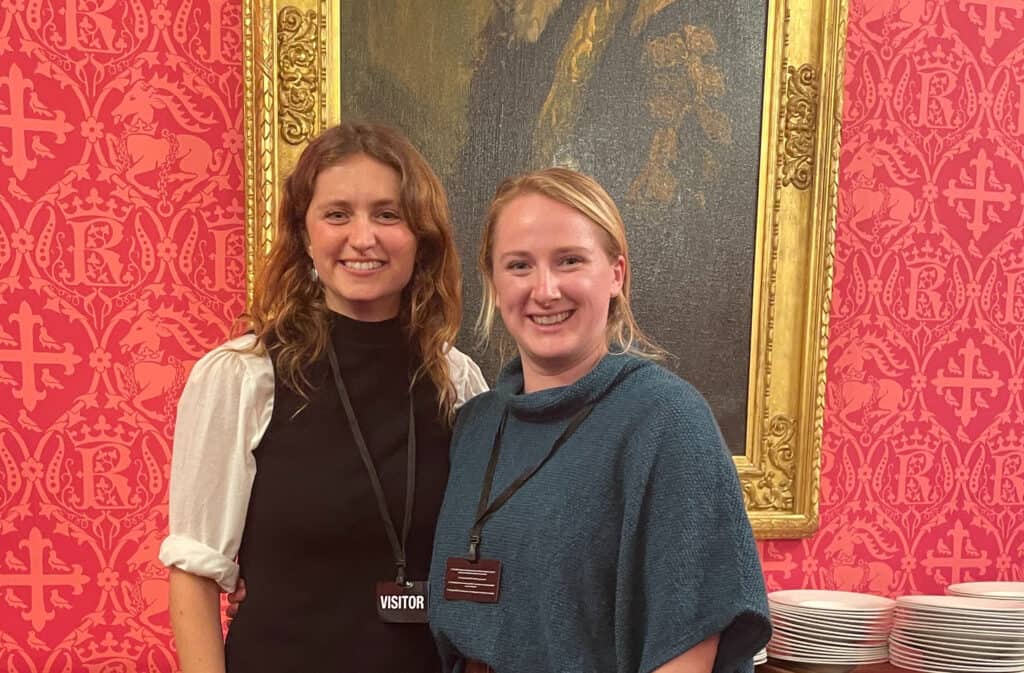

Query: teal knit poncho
left=429, top=354, right=771, bottom=673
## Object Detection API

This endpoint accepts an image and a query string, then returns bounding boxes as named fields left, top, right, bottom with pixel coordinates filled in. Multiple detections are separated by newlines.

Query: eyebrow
left=498, top=246, right=591, bottom=260
left=317, top=198, right=400, bottom=209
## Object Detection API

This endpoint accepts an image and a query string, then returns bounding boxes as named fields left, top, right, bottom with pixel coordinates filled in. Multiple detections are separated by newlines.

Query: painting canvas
left=339, top=0, right=769, bottom=454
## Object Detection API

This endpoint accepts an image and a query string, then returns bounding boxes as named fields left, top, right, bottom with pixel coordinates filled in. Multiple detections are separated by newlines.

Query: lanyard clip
left=468, top=534, right=481, bottom=563
left=396, top=561, right=411, bottom=588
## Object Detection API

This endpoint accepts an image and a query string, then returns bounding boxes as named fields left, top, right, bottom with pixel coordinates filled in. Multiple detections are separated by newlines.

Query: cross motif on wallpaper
left=0, top=302, right=82, bottom=412
left=931, top=338, right=1003, bottom=426
left=942, top=149, right=1016, bottom=240
left=959, top=0, right=1024, bottom=48
left=0, top=528, right=89, bottom=631
left=0, top=65, right=72, bottom=180
left=920, top=520, right=993, bottom=585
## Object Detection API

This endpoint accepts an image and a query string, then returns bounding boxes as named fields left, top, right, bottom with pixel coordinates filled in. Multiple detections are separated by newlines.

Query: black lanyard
left=327, top=345, right=416, bottom=586
left=467, top=363, right=640, bottom=561
left=466, top=400, right=595, bottom=561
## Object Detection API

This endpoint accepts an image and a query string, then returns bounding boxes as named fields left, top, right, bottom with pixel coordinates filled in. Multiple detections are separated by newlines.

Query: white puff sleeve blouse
left=158, top=335, right=488, bottom=591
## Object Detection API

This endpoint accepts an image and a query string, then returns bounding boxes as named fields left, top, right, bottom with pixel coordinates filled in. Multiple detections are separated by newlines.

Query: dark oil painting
left=340, top=0, right=769, bottom=455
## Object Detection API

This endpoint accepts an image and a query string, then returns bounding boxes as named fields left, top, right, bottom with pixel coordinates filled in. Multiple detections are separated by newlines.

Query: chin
left=525, top=347, right=578, bottom=367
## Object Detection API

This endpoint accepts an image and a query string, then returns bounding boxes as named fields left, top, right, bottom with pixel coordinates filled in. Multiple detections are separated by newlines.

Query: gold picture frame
left=241, top=0, right=847, bottom=538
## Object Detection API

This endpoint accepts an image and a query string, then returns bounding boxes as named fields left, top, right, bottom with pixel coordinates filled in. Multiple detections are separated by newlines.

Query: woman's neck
left=325, top=297, right=400, bottom=323
left=521, top=344, right=608, bottom=393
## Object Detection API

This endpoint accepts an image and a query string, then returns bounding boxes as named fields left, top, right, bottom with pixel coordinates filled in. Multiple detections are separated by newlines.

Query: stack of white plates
left=948, top=581, right=1024, bottom=601
left=890, top=595, right=1024, bottom=673
left=766, top=590, right=894, bottom=665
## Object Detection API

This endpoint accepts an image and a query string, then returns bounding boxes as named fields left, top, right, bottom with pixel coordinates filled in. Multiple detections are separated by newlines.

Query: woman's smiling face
left=490, top=192, right=624, bottom=386
left=304, top=153, right=417, bottom=321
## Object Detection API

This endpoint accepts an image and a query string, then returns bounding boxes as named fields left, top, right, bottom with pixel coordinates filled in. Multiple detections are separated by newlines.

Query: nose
left=531, top=266, right=561, bottom=304
left=347, top=213, right=376, bottom=250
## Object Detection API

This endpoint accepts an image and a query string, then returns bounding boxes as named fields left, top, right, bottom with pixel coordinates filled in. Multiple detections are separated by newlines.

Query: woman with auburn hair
left=160, top=122, right=486, bottom=673
left=429, top=168, right=770, bottom=673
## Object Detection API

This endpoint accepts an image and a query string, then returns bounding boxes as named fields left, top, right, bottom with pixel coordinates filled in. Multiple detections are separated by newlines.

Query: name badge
left=376, top=580, right=428, bottom=623
left=443, top=557, right=502, bottom=603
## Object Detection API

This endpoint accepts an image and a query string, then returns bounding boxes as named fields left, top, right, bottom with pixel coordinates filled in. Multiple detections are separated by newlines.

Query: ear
left=609, top=255, right=625, bottom=298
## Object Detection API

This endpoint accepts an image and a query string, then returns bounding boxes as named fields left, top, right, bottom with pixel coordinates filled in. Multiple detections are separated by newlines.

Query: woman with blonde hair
left=429, top=168, right=770, bottom=673
left=160, top=122, right=486, bottom=673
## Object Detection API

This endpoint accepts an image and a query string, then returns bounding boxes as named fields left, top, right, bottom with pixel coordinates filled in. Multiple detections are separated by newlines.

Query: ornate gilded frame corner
left=242, top=0, right=848, bottom=538
left=242, top=0, right=339, bottom=300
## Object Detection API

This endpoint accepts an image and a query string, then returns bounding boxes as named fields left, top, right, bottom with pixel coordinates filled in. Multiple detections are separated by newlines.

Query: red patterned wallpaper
left=1, top=0, right=1022, bottom=669
left=0, top=0, right=245, bottom=669
left=762, top=0, right=1024, bottom=596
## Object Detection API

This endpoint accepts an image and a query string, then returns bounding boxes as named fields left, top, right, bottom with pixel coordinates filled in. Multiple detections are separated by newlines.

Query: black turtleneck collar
left=328, top=309, right=407, bottom=350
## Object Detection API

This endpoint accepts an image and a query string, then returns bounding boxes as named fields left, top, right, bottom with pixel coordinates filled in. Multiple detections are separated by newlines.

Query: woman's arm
left=652, top=634, right=720, bottom=673
left=169, top=567, right=226, bottom=673
left=160, top=338, right=272, bottom=665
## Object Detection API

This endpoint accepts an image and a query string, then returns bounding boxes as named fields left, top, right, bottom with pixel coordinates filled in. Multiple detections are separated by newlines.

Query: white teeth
left=343, top=261, right=384, bottom=271
left=531, top=311, right=571, bottom=326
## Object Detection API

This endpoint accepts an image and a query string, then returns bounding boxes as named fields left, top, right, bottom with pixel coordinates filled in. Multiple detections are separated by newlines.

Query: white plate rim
left=889, top=649, right=1024, bottom=673
left=948, top=582, right=1024, bottom=598
left=893, top=625, right=1024, bottom=649
left=888, top=640, right=1024, bottom=671
left=767, top=649, right=891, bottom=665
left=898, top=594, right=1024, bottom=612
left=770, top=616, right=891, bottom=638
left=893, top=611, right=1024, bottom=629
left=769, top=589, right=896, bottom=611
left=773, top=606, right=892, bottom=623
left=890, top=631, right=1024, bottom=657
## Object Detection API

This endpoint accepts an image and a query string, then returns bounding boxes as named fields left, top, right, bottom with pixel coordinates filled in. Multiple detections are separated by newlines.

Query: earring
left=310, top=263, right=319, bottom=282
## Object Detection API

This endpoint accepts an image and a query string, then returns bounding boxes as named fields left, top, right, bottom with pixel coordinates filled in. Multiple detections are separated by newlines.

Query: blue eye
left=561, top=255, right=584, bottom=266
left=377, top=210, right=401, bottom=222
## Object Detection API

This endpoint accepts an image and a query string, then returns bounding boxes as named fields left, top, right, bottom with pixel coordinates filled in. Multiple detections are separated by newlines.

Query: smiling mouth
left=530, top=310, right=573, bottom=326
left=341, top=260, right=385, bottom=271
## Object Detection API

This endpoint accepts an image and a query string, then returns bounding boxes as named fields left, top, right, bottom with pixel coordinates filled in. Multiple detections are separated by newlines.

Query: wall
left=0, top=0, right=245, bottom=669
left=761, top=0, right=1024, bottom=595
left=1, top=0, right=1022, bottom=670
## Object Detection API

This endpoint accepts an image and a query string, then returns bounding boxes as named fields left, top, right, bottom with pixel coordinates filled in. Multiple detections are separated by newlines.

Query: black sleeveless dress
left=224, top=313, right=450, bottom=672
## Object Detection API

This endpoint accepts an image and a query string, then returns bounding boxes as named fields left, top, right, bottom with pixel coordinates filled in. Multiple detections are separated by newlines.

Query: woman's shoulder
left=617, top=356, right=709, bottom=412
left=186, top=334, right=272, bottom=389
left=613, top=357, right=726, bottom=458
left=445, top=345, right=489, bottom=406
left=449, top=385, right=504, bottom=444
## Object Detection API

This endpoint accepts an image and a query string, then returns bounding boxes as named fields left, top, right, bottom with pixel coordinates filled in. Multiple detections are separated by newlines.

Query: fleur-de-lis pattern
left=0, top=0, right=243, bottom=667
left=762, top=0, right=1024, bottom=596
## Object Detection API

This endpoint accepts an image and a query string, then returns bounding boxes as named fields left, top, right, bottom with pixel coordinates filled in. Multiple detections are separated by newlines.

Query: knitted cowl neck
left=494, top=352, right=649, bottom=422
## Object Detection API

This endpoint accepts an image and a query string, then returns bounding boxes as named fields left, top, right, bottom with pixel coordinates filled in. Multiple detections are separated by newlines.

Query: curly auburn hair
left=239, top=122, right=462, bottom=420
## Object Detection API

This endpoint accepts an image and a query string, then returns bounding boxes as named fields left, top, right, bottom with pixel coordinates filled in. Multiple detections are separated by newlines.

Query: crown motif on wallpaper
left=911, top=41, right=966, bottom=73
left=66, top=414, right=140, bottom=446
left=59, top=186, right=132, bottom=222
left=901, top=235, right=955, bottom=267
left=204, top=200, right=245, bottom=228
left=989, top=427, right=1021, bottom=452
left=889, top=423, right=944, bottom=454
left=996, top=238, right=1024, bottom=272
left=78, top=631, right=146, bottom=666
left=1010, top=51, right=1024, bottom=78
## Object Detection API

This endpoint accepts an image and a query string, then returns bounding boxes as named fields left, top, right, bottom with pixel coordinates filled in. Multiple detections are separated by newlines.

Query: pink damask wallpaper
left=0, top=0, right=245, bottom=669
left=762, top=0, right=1024, bottom=595
left=0, top=0, right=1021, bottom=670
